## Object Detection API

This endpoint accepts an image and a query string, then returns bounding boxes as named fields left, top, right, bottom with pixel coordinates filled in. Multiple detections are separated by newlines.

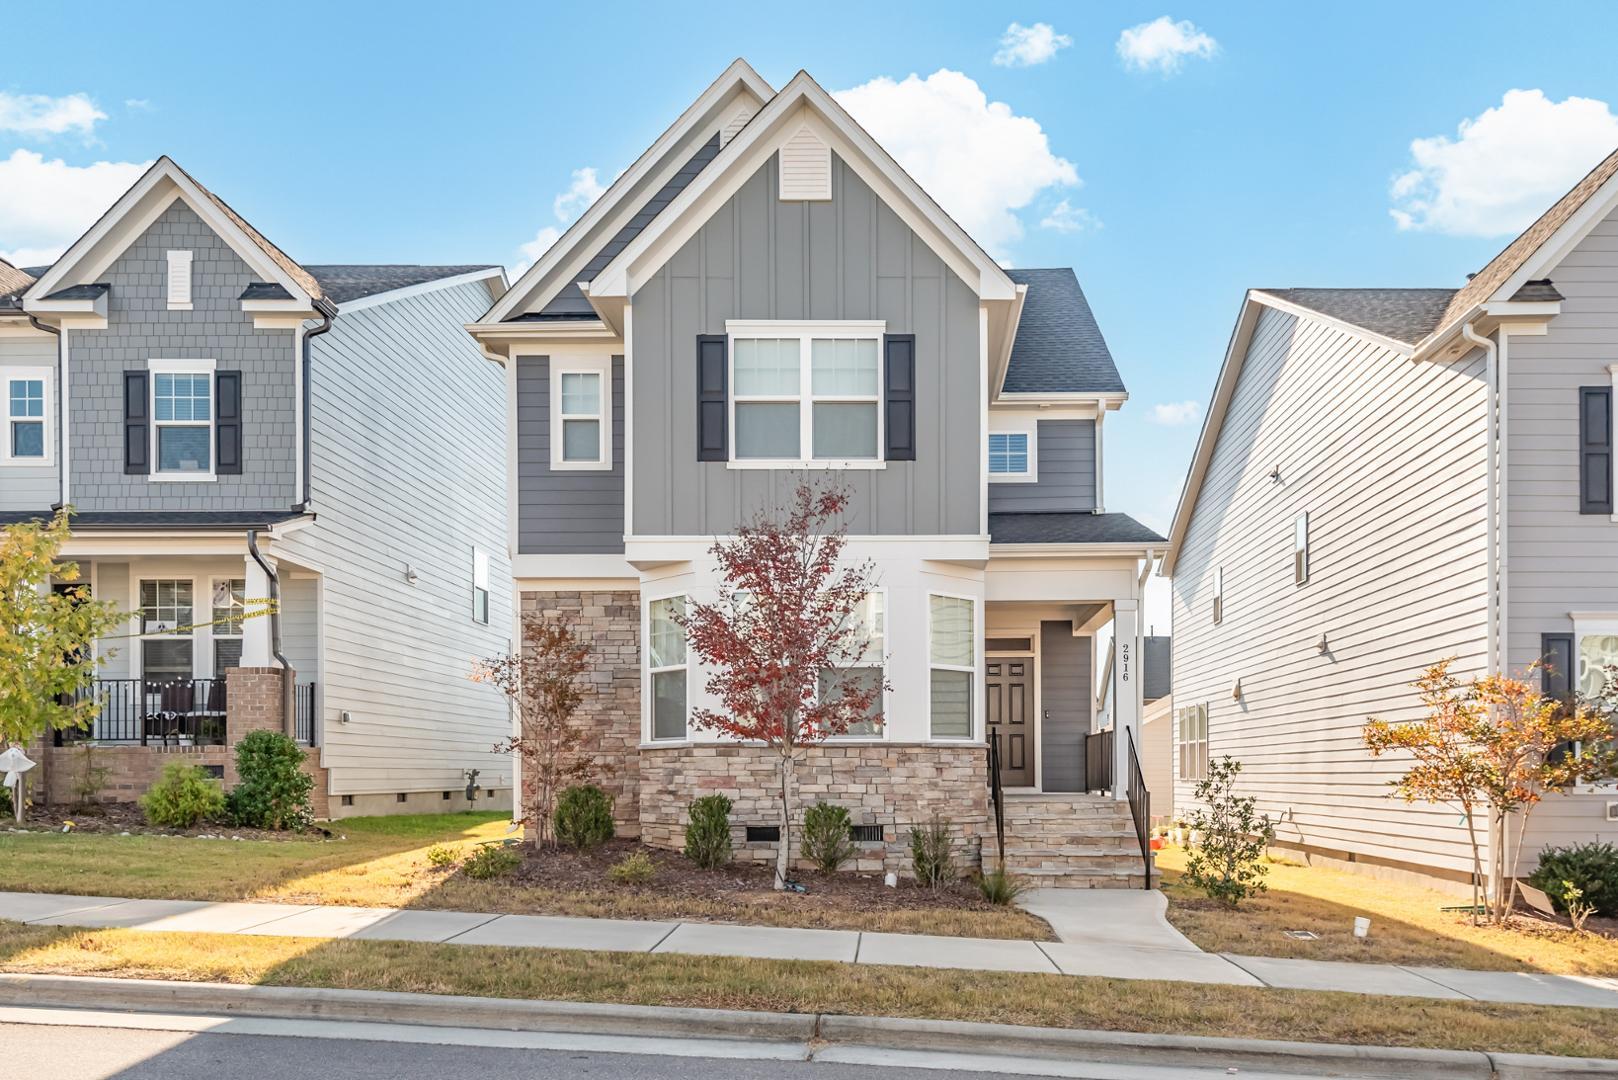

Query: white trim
left=979, top=304, right=990, bottom=536
left=926, top=590, right=981, bottom=742
left=727, top=320, right=884, bottom=467
left=623, top=303, right=635, bottom=538
left=1608, top=363, right=1618, bottom=526
left=1, top=365, right=54, bottom=467
left=987, top=416, right=1037, bottom=483
left=165, top=250, right=193, bottom=310
left=60, top=329, right=70, bottom=504
left=644, top=590, right=691, bottom=743
left=550, top=357, right=612, bottom=471
left=147, top=358, right=217, bottom=482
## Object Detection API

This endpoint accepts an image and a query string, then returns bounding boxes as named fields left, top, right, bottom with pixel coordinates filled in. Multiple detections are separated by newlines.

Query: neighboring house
left=1163, top=146, right=1618, bottom=889
left=469, top=60, right=1165, bottom=885
left=2, top=158, right=513, bottom=817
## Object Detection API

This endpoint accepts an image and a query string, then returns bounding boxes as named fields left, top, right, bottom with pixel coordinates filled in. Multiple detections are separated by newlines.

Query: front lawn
left=0, top=812, right=1045, bottom=940
left=0, top=920, right=1612, bottom=1059
left=1156, top=846, right=1618, bottom=976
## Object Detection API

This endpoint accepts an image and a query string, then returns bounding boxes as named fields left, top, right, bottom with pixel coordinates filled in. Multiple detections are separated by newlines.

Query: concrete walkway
left=3, top=890, right=1617, bottom=1010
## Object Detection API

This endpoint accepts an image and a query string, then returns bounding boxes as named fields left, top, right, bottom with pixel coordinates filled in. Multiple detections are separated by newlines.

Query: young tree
left=1365, top=659, right=1616, bottom=925
left=1, top=510, right=124, bottom=814
left=474, top=610, right=597, bottom=848
left=679, top=477, right=887, bottom=890
left=1183, top=757, right=1276, bottom=907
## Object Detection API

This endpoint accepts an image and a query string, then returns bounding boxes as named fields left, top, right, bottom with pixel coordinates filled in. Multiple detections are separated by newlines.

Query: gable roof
left=0, top=258, right=33, bottom=312
left=1258, top=288, right=1457, bottom=347
left=302, top=265, right=501, bottom=304
left=1001, top=268, right=1126, bottom=394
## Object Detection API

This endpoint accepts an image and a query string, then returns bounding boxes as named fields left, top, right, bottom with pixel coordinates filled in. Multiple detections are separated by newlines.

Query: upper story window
left=4, top=370, right=49, bottom=464
left=728, top=321, right=883, bottom=467
left=988, top=420, right=1036, bottom=482
left=166, top=250, right=194, bottom=310
left=1294, top=512, right=1310, bottom=585
left=150, top=359, right=215, bottom=480
left=549, top=355, right=612, bottom=471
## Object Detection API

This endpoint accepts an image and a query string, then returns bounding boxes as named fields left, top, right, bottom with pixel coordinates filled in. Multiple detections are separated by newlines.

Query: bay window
left=729, top=321, right=882, bottom=466
left=649, top=595, right=688, bottom=740
left=929, top=593, right=976, bottom=739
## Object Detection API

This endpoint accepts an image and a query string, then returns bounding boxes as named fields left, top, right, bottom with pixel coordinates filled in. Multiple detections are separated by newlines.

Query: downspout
left=294, top=298, right=338, bottom=512
left=247, top=528, right=296, bottom=737
left=27, top=315, right=63, bottom=508
left=1460, top=320, right=1501, bottom=902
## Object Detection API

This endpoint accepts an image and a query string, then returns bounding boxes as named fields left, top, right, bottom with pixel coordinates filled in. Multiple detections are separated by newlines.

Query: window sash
left=649, top=595, right=688, bottom=741
left=151, top=369, right=214, bottom=475
left=5, top=373, right=49, bottom=462
left=730, top=328, right=882, bottom=463
left=988, top=432, right=1030, bottom=475
left=140, top=579, right=194, bottom=637
left=558, top=371, right=604, bottom=463
left=211, top=579, right=245, bottom=637
left=928, top=593, right=976, bottom=739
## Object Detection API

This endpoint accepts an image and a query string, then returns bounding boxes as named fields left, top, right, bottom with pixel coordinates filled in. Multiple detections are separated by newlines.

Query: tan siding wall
left=1171, top=305, right=1491, bottom=875
left=1506, top=204, right=1618, bottom=867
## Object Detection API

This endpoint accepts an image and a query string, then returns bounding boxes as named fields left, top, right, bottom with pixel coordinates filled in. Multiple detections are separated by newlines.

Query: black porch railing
left=55, top=678, right=228, bottom=746
left=1085, top=728, right=1113, bottom=794
left=1125, top=728, right=1152, bottom=890
left=986, top=729, right=1006, bottom=867
left=294, top=682, right=317, bottom=746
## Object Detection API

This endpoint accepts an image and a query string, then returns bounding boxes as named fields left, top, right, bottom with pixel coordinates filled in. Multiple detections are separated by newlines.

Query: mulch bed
left=505, top=837, right=1003, bottom=915
left=4, top=802, right=333, bottom=842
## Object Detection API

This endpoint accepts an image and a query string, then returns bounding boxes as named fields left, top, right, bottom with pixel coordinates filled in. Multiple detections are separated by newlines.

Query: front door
left=987, top=658, right=1034, bottom=787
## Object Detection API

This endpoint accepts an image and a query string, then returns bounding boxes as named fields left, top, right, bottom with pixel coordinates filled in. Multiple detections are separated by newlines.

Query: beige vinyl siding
left=1505, top=202, right=1618, bottom=868
left=1171, top=304, right=1491, bottom=875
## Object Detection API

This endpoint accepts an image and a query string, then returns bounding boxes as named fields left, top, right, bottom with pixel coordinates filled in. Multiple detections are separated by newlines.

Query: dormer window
left=166, top=250, right=193, bottom=310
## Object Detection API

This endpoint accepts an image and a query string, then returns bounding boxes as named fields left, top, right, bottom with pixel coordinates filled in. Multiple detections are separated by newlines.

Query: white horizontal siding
left=1171, top=304, right=1490, bottom=875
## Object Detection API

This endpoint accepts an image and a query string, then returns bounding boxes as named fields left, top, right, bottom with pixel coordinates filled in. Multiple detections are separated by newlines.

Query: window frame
left=472, top=548, right=491, bottom=625
left=549, top=355, right=612, bottom=471
left=927, top=589, right=980, bottom=742
left=1569, top=613, right=1618, bottom=793
left=138, top=577, right=197, bottom=684
left=987, top=419, right=1037, bottom=483
left=209, top=576, right=246, bottom=677
left=1294, top=512, right=1310, bottom=585
left=725, top=319, right=886, bottom=470
left=645, top=591, right=691, bottom=743
left=1212, top=567, right=1224, bottom=626
left=1178, top=703, right=1209, bottom=782
left=822, top=588, right=889, bottom=742
left=3, top=366, right=52, bottom=466
left=148, top=358, right=217, bottom=482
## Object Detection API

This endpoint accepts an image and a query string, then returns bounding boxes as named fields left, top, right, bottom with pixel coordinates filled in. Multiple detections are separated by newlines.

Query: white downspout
left=1462, top=321, right=1500, bottom=674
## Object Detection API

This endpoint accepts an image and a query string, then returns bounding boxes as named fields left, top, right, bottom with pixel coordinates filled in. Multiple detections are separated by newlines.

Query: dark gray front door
left=987, top=659, right=1034, bottom=787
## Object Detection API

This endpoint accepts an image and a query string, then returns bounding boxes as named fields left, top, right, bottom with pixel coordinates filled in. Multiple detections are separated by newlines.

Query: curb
left=0, top=973, right=1613, bottom=1078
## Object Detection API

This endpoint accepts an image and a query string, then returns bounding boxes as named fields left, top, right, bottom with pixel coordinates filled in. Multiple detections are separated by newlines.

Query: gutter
left=26, top=314, right=64, bottom=508
left=247, top=528, right=296, bottom=738
left=295, top=298, right=338, bottom=512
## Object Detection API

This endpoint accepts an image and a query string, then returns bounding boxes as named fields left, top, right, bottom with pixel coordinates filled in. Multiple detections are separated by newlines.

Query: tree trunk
left=775, top=751, right=794, bottom=890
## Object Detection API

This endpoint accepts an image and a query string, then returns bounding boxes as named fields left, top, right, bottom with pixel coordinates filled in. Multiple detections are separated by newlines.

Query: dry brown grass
left=0, top=920, right=1613, bottom=1059
left=1156, top=847, right=1618, bottom=976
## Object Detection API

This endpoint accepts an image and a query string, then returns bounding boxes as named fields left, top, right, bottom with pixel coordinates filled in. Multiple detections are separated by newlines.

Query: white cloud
left=0, top=91, right=106, bottom=137
left=0, top=149, right=151, bottom=266
left=516, top=226, right=562, bottom=269
left=993, top=22, right=1072, bottom=68
left=1040, top=199, right=1100, bottom=233
left=1116, top=16, right=1218, bottom=75
left=1150, top=400, right=1201, bottom=426
left=124, top=98, right=152, bottom=112
left=834, top=69, right=1080, bottom=259
left=1390, top=89, right=1618, bottom=237
left=512, top=166, right=610, bottom=275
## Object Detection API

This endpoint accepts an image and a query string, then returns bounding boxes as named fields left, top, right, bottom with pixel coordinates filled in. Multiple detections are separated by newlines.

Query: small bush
left=684, top=794, right=733, bottom=869
left=1529, top=842, right=1618, bottom=917
left=909, top=815, right=957, bottom=889
left=462, top=843, right=521, bottom=880
left=140, top=762, right=225, bottom=827
left=0, top=785, right=11, bottom=818
left=1184, top=757, right=1276, bottom=907
left=608, top=850, right=656, bottom=884
left=554, top=784, right=614, bottom=850
left=801, top=802, right=856, bottom=872
left=228, top=730, right=313, bottom=831
left=425, top=844, right=458, bottom=868
left=978, top=864, right=1027, bottom=905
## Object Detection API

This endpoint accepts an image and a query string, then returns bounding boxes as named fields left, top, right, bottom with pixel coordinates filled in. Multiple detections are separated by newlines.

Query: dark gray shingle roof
left=1001, top=268, right=1125, bottom=394
left=0, top=510, right=308, bottom=530
left=1260, top=288, right=1457, bottom=346
left=1510, top=279, right=1564, bottom=302
left=42, top=283, right=109, bottom=301
left=303, top=265, right=498, bottom=304
left=989, top=511, right=1164, bottom=545
left=239, top=282, right=294, bottom=301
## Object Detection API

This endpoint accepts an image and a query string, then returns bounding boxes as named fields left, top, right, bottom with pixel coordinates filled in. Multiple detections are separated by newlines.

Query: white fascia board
left=511, top=554, right=638, bottom=582
left=26, top=294, right=108, bottom=319
left=989, top=543, right=1164, bottom=559
left=989, top=284, right=1028, bottom=399
left=591, top=74, right=1016, bottom=304
left=994, top=391, right=1126, bottom=409
left=1482, top=300, right=1561, bottom=319
left=482, top=61, right=774, bottom=324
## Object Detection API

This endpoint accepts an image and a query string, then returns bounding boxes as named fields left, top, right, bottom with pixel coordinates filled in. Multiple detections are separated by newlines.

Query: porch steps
left=995, top=793, right=1156, bottom=889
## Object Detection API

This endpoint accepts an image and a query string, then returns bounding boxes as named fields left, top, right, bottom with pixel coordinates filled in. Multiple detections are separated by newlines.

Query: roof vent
left=778, top=123, right=831, bottom=201
left=720, top=103, right=757, bottom=148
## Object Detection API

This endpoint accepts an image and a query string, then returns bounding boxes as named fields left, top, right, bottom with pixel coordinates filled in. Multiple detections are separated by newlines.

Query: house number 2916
left=1119, top=642, right=1131, bottom=683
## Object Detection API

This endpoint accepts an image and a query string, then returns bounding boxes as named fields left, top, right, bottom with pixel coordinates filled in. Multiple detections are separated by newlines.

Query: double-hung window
left=211, top=578, right=245, bottom=675
left=988, top=423, right=1035, bottom=481
left=140, top=579, right=194, bottom=684
left=729, top=322, right=882, bottom=465
left=1212, top=567, right=1224, bottom=625
left=4, top=370, right=49, bottom=463
left=649, top=595, right=688, bottom=740
left=150, top=360, right=215, bottom=479
left=549, top=355, right=611, bottom=470
left=822, top=591, right=886, bottom=738
left=929, top=593, right=976, bottom=739
left=1178, top=703, right=1209, bottom=781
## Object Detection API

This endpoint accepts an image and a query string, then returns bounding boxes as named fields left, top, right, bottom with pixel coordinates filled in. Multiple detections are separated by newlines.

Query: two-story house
left=469, top=61, right=1164, bottom=884
left=2, top=158, right=514, bottom=817
left=1163, top=146, right=1618, bottom=891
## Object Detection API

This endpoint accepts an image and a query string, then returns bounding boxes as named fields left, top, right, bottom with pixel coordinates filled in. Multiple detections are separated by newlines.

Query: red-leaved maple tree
left=680, top=477, right=887, bottom=889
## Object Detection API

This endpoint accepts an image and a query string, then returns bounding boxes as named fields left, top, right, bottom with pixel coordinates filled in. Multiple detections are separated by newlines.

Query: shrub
left=978, top=864, right=1027, bottom=905
left=462, top=843, right=521, bottom=880
left=1529, top=842, right=1618, bottom=917
left=801, top=802, right=856, bottom=872
left=425, top=844, right=458, bottom=868
left=608, top=850, right=656, bottom=884
left=554, top=783, right=614, bottom=850
left=140, top=762, right=225, bottom=827
left=0, top=785, right=11, bottom=818
left=227, top=730, right=313, bottom=831
left=909, top=815, right=957, bottom=889
left=684, top=794, right=733, bottom=869
left=1184, top=757, right=1277, bottom=907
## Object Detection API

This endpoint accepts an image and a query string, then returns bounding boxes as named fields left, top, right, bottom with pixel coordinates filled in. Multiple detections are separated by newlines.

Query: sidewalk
left=3, top=889, right=1617, bottom=1009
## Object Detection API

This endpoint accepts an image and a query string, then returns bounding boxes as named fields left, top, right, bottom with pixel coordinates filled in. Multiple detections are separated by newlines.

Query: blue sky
left=6, top=1, right=1618, bottom=568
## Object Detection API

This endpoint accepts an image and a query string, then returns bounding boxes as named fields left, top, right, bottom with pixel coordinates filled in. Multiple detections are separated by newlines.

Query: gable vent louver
left=719, top=103, right=757, bottom=148
left=778, top=123, right=831, bottom=201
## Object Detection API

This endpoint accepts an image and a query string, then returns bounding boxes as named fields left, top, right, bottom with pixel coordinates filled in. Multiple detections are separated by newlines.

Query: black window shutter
left=123, top=371, right=148, bottom=475
left=696, top=334, right=727, bottom=461
left=1579, top=386, right=1612, bottom=514
left=884, top=334, right=916, bottom=461
left=216, top=370, right=242, bottom=475
left=1542, top=633, right=1575, bottom=701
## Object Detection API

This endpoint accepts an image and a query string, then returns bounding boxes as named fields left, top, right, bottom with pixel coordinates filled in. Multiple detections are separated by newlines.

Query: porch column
left=242, top=555, right=274, bottom=668
left=1111, top=597, right=1141, bottom=801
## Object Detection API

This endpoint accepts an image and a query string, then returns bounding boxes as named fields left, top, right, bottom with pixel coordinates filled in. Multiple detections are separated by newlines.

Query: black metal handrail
left=1085, top=728, right=1113, bottom=794
left=986, top=729, right=1006, bottom=868
left=1125, top=728, right=1152, bottom=891
left=294, top=682, right=317, bottom=746
left=55, top=678, right=227, bottom=746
